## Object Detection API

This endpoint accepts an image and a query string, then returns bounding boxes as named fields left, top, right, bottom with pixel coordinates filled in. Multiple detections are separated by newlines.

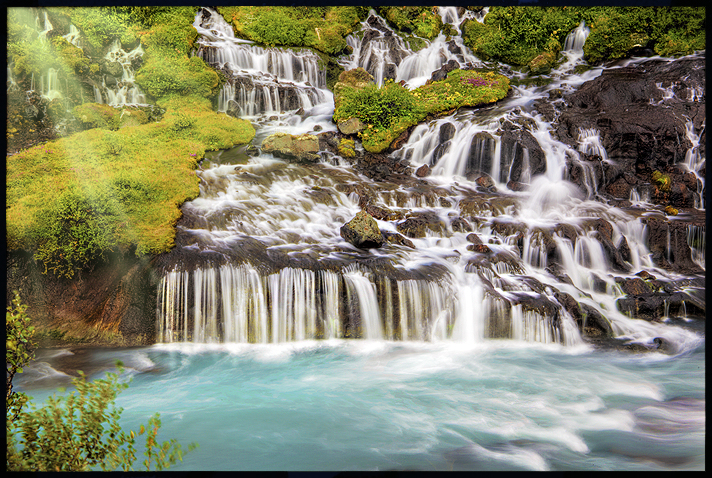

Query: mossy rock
left=261, top=132, right=320, bottom=162
left=340, top=210, right=384, bottom=249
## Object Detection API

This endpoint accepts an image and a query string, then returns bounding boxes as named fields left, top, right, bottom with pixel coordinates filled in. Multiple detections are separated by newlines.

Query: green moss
left=652, top=170, right=671, bottom=192
left=136, top=55, right=223, bottom=102
left=462, top=6, right=705, bottom=67
left=73, top=103, right=122, bottom=130
left=217, top=6, right=366, bottom=55
left=378, top=7, right=443, bottom=40
left=334, top=70, right=509, bottom=153
left=6, top=96, right=255, bottom=276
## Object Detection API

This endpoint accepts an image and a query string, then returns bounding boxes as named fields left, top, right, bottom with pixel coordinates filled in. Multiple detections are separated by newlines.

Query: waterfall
left=63, top=24, right=81, bottom=47
left=40, top=68, right=63, bottom=101
left=563, top=21, right=589, bottom=53
left=38, top=11, right=53, bottom=42
left=687, top=225, right=705, bottom=269
left=101, top=39, right=147, bottom=106
left=155, top=9, right=704, bottom=353
left=194, top=7, right=329, bottom=118
left=682, top=117, right=705, bottom=209
left=7, top=64, right=20, bottom=93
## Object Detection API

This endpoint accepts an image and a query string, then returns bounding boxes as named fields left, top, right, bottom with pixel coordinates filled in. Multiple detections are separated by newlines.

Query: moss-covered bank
left=333, top=68, right=510, bottom=153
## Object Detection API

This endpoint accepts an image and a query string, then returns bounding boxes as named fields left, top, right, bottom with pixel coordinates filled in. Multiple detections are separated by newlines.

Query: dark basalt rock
left=642, top=216, right=704, bottom=274
left=396, top=211, right=446, bottom=238
left=552, top=56, right=705, bottom=208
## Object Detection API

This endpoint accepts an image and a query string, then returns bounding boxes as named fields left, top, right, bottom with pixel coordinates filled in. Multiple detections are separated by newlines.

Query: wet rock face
left=642, top=216, right=704, bottom=274
left=6, top=90, right=58, bottom=153
left=340, top=211, right=384, bottom=249
left=6, top=251, right=157, bottom=345
left=553, top=57, right=705, bottom=206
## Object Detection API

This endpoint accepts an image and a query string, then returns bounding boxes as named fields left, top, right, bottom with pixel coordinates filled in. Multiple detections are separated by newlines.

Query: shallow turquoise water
left=16, top=338, right=705, bottom=471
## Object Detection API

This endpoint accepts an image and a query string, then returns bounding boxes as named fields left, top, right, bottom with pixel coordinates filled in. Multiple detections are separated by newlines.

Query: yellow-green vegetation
left=334, top=70, right=509, bottom=153
left=217, top=6, right=368, bottom=55
left=134, top=8, right=224, bottom=102
left=664, top=205, right=679, bottom=216
left=377, top=6, right=443, bottom=40
left=7, top=96, right=255, bottom=278
left=652, top=170, right=672, bottom=192
left=462, top=6, right=705, bottom=67
left=338, top=138, right=356, bottom=158
left=6, top=293, right=195, bottom=471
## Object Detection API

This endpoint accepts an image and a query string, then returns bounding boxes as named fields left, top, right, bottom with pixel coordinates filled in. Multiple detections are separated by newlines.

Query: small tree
left=6, top=291, right=196, bottom=471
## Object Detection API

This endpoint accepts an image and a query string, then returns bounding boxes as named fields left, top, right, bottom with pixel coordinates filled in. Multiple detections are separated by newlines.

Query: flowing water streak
left=682, top=117, right=705, bottom=209
left=193, top=7, right=328, bottom=117
left=101, top=39, right=147, bottom=106
left=395, top=8, right=481, bottom=89
left=156, top=9, right=703, bottom=354
left=63, top=24, right=81, bottom=47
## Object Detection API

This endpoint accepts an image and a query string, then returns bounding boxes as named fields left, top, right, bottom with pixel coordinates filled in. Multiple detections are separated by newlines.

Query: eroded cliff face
left=6, top=251, right=158, bottom=346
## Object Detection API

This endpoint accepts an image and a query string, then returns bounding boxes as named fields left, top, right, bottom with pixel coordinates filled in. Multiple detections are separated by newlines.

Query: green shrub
left=32, top=187, right=121, bottom=278
left=462, top=6, right=705, bottom=67
left=6, top=297, right=195, bottom=471
left=335, top=80, right=419, bottom=130
left=334, top=69, right=509, bottom=153
left=6, top=291, right=35, bottom=413
left=378, top=7, right=443, bottom=40
left=7, top=96, right=255, bottom=273
left=244, top=9, right=307, bottom=47
left=219, top=6, right=366, bottom=54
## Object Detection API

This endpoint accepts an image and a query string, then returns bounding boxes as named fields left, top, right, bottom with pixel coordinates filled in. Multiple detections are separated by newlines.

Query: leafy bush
left=334, top=70, right=509, bottom=153
left=6, top=294, right=196, bottom=471
left=378, top=6, right=443, bottom=40
left=6, top=291, right=35, bottom=413
left=219, top=6, right=366, bottom=54
left=32, top=187, right=120, bottom=278
left=244, top=8, right=307, bottom=47
left=462, top=6, right=705, bottom=66
left=7, top=96, right=255, bottom=272
left=335, top=81, right=418, bottom=130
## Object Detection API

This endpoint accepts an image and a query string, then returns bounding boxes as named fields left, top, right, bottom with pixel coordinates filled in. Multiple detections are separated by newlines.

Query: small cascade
left=40, top=68, right=63, bottom=101
left=686, top=225, right=705, bottom=269
left=340, top=11, right=413, bottom=87
left=395, top=7, right=482, bottom=88
left=100, top=39, right=147, bottom=106
left=37, top=11, right=53, bottom=42
left=63, top=24, right=81, bottom=47
left=682, top=118, right=705, bottom=209
left=7, top=64, right=20, bottom=93
left=510, top=305, right=561, bottom=344
left=193, top=7, right=329, bottom=118
left=577, top=128, right=608, bottom=161
left=563, top=21, right=590, bottom=53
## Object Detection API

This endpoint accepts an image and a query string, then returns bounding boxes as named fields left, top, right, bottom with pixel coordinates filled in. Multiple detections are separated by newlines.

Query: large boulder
left=340, top=211, right=384, bottom=249
left=261, top=132, right=320, bottom=162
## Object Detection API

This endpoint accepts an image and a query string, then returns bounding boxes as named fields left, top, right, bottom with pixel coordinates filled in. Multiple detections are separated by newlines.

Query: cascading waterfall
left=395, top=7, right=481, bottom=88
left=63, top=24, right=81, bottom=47
left=156, top=8, right=704, bottom=354
left=99, top=39, right=147, bottom=106
left=193, top=7, right=329, bottom=117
